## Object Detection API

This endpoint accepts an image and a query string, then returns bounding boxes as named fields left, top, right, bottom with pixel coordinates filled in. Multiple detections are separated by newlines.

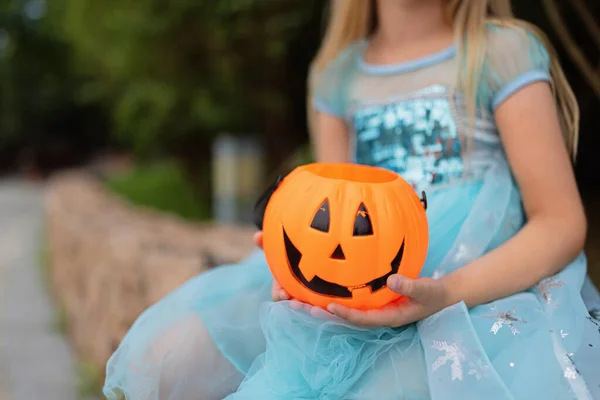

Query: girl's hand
left=327, top=275, right=452, bottom=328
left=253, top=231, right=290, bottom=302
left=252, top=231, right=264, bottom=249
left=271, top=278, right=290, bottom=302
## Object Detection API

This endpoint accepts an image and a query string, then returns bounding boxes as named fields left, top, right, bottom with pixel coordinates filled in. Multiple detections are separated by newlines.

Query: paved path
left=0, top=178, right=77, bottom=400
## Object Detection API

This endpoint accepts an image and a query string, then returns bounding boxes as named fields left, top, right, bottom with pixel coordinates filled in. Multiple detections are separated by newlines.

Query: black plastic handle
left=253, top=175, right=283, bottom=230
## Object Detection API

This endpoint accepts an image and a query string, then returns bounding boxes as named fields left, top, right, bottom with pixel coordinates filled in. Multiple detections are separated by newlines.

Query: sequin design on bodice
left=352, top=85, right=463, bottom=192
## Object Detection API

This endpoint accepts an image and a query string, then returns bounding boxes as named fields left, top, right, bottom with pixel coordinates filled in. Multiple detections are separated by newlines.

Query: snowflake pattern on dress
left=482, top=307, right=526, bottom=336
left=452, top=243, right=471, bottom=263
left=431, top=270, right=445, bottom=280
left=431, top=340, right=467, bottom=381
left=430, top=340, right=484, bottom=382
left=536, top=275, right=565, bottom=304
left=562, top=353, right=580, bottom=380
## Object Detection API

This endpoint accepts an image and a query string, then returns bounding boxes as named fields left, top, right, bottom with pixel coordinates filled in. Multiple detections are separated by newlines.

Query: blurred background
left=0, top=0, right=598, bottom=399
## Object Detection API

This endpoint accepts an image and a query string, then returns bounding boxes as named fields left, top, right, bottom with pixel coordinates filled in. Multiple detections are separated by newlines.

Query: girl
left=104, top=0, right=600, bottom=399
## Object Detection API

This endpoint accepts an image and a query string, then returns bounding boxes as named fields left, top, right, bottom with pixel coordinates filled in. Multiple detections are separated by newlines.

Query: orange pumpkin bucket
left=254, top=163, right=429, bottom=310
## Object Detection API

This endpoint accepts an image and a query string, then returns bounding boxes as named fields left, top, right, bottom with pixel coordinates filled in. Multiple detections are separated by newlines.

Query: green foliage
left=105, top=161, right=210, bottom=220
left=50, top=0, right=322, bottom=161
left=76, top=361, right=103, bottom=399
left=0, top=0, right=109, bottom=170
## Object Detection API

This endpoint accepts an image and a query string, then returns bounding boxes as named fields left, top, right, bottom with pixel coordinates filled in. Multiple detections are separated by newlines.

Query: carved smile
left=283, top=227, right=405, bottom=298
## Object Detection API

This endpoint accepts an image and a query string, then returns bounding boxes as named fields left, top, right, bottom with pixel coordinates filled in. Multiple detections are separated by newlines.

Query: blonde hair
left=308, top=0, right=580, bottom=160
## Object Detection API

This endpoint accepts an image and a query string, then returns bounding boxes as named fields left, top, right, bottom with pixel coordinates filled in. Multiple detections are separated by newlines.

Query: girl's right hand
left=253, top=231, right=290, bottom=302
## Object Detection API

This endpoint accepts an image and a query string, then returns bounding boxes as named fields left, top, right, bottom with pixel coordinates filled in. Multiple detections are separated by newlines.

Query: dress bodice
left=311, top=24, right=551, bottom=193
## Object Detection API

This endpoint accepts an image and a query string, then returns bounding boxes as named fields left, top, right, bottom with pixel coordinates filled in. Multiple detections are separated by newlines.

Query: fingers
left=327, top=303, right=400, bottom=328
left=310, top=305, right=337, bottom=321
left=271, top=279, right=290, bottom=302
left=272, top=288, right=290, bottom=301
left=327, top=298, right=426, bottom=327
left=288, top=301, right=337, bottom=322
left=275, top=290, right=290, bottom=301
left=289, top=300, right=305, bottom=310
left=253, top=231, right=263, bottom=248
left=289, top=300, right=312, bottom=313
left=387, top=275, right=435, bottom=304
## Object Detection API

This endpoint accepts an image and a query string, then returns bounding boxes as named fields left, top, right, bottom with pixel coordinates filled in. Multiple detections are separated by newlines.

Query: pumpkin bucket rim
left=297, top=163, right=401, bottom=184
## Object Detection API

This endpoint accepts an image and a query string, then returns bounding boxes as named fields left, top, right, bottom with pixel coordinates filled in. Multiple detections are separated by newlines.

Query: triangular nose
left=330, top=244, right=346, bottom=260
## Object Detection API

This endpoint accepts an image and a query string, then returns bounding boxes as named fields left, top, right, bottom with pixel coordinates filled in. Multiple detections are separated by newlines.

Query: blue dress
left=104, top=25, right=600, bottom=399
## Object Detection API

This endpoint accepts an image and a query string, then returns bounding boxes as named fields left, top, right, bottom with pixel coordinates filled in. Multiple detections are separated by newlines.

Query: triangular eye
left=310, top=199, right=330, bottom=233
left=353, top=203, right=373, bottom=236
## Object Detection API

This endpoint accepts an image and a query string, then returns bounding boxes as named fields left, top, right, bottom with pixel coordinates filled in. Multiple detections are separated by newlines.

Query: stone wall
left=44, top=171, right=256, bottom=375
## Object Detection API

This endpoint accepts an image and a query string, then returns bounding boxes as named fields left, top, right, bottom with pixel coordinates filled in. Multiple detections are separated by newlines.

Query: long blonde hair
left=309, top=0, right=580, bottom=159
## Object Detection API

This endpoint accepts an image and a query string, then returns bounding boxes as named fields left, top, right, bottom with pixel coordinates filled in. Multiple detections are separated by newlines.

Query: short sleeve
left=480, top=25, right=552, bottom=111
left=310, top=42, right=361, bottom=118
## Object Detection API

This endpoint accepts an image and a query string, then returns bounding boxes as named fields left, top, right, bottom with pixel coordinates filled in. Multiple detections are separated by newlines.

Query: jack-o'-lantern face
left=254, top=163, right=428, bottom=310
left=282, top=199, right=405, bottom=299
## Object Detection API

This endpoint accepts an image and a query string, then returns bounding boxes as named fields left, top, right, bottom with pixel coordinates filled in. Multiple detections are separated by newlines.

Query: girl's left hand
left=327, top=275, right=452, bottom=328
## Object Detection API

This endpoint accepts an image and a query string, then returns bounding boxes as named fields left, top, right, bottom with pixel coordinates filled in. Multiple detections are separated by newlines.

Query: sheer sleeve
left=480, top=25, right=552, bottom=112
left=310, top=42, right=361, bottom=119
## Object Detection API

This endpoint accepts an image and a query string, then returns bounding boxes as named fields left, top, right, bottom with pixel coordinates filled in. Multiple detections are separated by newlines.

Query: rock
left=44, top=170, right=255, bottom=381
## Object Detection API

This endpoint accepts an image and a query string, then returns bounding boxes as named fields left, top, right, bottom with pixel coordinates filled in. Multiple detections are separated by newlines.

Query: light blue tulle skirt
left=104, top=157, right=600, bottom=400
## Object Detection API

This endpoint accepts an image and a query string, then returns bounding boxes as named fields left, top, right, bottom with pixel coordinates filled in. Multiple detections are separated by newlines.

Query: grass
left=105, top=160, right=210, bottom=221
left=37, top=233, right=50, bottom=281
left=37, top=232, right=68, bottom=334
left=38, top=234, right=103, bottom=399
left=77, top=362, right=104, bottom=400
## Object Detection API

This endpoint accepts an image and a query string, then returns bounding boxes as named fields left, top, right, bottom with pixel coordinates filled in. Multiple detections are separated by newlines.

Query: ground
left=0, top=178, right=77, bottom=400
